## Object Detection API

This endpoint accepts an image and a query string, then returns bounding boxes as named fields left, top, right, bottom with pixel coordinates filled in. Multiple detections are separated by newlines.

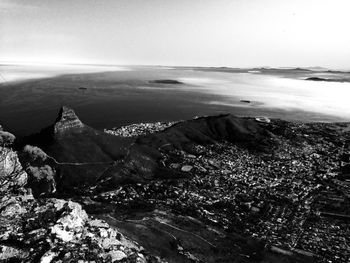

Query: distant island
left=306, top=77, right=330, bottom=81
left=149, top=79, right=184, bottom=84
left=305, top=77, right=349, bottom=83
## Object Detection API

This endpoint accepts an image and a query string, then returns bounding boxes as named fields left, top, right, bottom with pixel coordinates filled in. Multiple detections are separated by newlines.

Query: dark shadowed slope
left=137, top=114, right=274, bottom=151
left=98, top=114, right=276, bottom=190
left=20, top=106, right=133, bottom=192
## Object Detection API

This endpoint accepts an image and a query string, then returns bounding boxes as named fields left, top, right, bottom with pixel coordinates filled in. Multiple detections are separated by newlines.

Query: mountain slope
left=21, top=106, right=133, bottom=193
left=97, top=114, right=276, bottom=190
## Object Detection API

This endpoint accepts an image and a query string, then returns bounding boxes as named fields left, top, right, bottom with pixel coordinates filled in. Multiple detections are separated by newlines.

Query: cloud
left=0, top=0, right=39, bottom=13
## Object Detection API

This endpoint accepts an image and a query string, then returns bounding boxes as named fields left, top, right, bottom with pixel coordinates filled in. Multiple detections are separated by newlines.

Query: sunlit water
left=177, top=73, right=350, bottom=119
left=1, top=64, right=350, bottom=135
left=0, top=63, right=128, bottom=83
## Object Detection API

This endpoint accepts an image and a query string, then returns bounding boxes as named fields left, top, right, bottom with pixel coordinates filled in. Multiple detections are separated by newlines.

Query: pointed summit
left=54, top=106, right=84, bottom=134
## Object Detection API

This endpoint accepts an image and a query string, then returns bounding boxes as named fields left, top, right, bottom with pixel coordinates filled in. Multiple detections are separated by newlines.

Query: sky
left=1, top=0, right=350, bottom=68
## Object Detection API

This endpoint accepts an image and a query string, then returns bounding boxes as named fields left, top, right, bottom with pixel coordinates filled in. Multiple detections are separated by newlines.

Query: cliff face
left=54, top=106, right=84, bottom=134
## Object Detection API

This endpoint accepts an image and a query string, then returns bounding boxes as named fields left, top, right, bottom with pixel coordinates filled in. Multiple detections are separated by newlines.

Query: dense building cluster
left=93, top=121, right=350, bottom=263
left=104, top=122, right=176, bottom=137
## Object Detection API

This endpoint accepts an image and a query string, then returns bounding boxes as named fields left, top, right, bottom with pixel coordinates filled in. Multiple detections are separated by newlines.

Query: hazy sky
left=1, top=0, right=349, bottom=68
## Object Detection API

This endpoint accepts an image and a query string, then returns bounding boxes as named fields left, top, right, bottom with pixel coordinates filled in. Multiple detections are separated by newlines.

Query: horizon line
left=1, top=60, right=350, bottom=71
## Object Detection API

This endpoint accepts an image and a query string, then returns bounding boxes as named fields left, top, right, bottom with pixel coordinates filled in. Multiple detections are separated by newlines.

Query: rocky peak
left=54, top=106, right=84, bottom=134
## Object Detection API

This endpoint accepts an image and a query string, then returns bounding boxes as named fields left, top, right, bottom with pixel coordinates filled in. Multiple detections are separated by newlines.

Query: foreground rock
left=0, top=147, right=27, bottom=195
left=0, top=126, right=165, bottom=262
left=1, top=195, right=164, bottom=262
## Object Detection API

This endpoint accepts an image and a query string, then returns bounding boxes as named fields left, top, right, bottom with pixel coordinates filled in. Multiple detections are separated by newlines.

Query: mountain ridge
left=19, top=107, right=278, bottom=194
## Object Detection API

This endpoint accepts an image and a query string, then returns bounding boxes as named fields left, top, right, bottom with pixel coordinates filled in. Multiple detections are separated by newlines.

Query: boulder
left=40, top=250, right=58, bottom=263
left=1, top=202, right=27, bottom=217
left=50, top=200, right=88, bottom=242
left=181, top=165, right=193, bottom=172
left=109, top=250, right=127, bottom=262
left=0, top=245, right=28, bottom=260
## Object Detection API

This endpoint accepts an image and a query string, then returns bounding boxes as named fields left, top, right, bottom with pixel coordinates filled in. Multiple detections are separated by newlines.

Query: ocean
left=1, top=64, right=349, bottom=136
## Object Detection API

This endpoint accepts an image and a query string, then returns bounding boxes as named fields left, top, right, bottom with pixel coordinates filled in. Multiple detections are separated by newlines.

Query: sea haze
left=1, top=64, right=350, bottom=136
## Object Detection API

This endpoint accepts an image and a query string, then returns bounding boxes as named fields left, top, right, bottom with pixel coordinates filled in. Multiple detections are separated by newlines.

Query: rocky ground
left=0, top=126, right=165, bottom=262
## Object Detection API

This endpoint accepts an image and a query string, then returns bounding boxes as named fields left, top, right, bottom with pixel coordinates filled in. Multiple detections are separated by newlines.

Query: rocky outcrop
left=54, top=106, right=84, bottom=134
left=0, top=125, right=165, bottom=262
left=0, top=196, right=164, bottom=262
left=0, top=146, right=27, bottom=195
